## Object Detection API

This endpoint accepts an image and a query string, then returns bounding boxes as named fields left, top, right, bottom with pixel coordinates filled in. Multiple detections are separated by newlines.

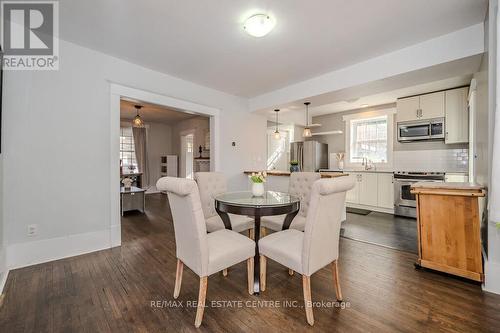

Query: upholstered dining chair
left=261, top=172, right=320, bottom=233
left=258, top=176, right=355, bottom=326
left=157, top=177, right=255, bottom=328
left=195, top=172, right=254, bottom=237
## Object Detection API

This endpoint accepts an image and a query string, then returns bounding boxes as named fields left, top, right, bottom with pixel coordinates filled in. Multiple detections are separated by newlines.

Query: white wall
left=2, top=38, right=266, bottom=269
left=147, top=122, right=173, bottom=191
left=0, top=155, right=6, bottom=291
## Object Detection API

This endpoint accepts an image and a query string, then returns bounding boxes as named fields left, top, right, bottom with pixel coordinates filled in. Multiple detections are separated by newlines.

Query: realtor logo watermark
left=1, top=1, right=59, bottom=70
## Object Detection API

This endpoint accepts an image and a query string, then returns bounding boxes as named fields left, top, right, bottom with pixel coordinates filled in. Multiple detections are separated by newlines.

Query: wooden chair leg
left=302, top=275, right=314, bottom=326
left=194, top=276, right=208, bottom=328
left=248, top=228, right=255, bottom=240
left=260, top=255, right=267, bottom=292
left=222, top=268, right=228, bottom=276
left=261, top=227, right=267, bottom=237
left=174, top=259, right=183, bottom=299
left=247, top=258, right=254, bottom=295
left=332, top=260, right=343, bottom=301
left=288, top=269, right=294, bottom=276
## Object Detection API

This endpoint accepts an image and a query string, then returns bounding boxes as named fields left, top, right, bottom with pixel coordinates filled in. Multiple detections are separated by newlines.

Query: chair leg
left=222, top=269, right=228, bottom=277
left=302, top=275, right=314, bottom=326
left=174, top=259, right=183, bottom=299
left=288, top=269, right=294, bottom=276
left=247, top=258, right=254, bottom=295
left=248, top=228, right=255, bottom=240
left=261, top=227, right=267, bottom=237
left=194, top=276, right=208, bottom=328
left=260, top=255, right=267, bottom=292
left=332, top=260, right=343, bottom=301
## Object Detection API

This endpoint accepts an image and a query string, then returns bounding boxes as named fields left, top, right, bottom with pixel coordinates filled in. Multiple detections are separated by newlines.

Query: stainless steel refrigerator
left=290, top=141, right=328, bottom=172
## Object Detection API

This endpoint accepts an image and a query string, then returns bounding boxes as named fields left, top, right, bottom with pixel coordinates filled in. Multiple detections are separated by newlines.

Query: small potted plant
left=290, top=160, right=300, bottom=172
left=249, top=171, right=267, bottom=197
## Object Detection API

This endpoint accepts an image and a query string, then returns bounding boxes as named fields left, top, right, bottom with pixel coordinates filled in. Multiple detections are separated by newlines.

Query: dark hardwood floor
left=342, top=212, right=418, bottom=253
left=1, top=193, right=500, bottom=332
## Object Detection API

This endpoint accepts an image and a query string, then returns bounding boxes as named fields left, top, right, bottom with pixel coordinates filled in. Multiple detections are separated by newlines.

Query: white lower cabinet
left=346, top=174, right=361, bottom=204
left=346, top=172, right=394, bottom=213
left=377, top=173, right=394, bottom=209
left=359, top=173, right=378, bottom=206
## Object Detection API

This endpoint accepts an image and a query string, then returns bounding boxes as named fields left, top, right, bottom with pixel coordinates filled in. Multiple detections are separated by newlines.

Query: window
left=120, top=127, right=137, bottom=170
left=349, top=115, right=388, bottom=164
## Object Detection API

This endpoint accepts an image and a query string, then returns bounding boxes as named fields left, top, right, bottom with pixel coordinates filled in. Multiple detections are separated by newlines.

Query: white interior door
left=181, top=133, right=194, bottom=179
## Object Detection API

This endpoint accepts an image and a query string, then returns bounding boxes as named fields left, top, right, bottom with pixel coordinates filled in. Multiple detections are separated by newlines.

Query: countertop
left=411, top=182, right=485, bottom=191
left=244, top=170, right=347, bottom=178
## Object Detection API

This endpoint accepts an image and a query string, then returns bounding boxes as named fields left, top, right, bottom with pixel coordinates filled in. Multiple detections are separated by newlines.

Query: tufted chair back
left=156, top=177, right=209, bottom=276
left=194, top=172, right=228, bottom=219
left=302, top=176, right=355, bottom=276
left=289, top=172, right=321, bottom=217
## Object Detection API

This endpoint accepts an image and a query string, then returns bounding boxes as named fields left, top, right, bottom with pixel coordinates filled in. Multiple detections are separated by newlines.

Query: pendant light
left=274, top=109, right=281, bottom=140
left=303, top=102, right=312, bottom=137
left=132, top=105, right=144, bottom=128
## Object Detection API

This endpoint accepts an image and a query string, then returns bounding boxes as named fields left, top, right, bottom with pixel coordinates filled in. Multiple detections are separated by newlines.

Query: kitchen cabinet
left=396, top=96, right=420, bottom=122
left=445, top=87, right=469, bottom=144
left=346, top=172, right=394, bottom=213
left=346, top=174, right=361, bottom=204
left=377, top=173, right=394, bottom=209
left=396, top=91, right=445, bottom=122
left=419, top=91, right=445, bottom=120
left=359, top=173, right=378, bottom=206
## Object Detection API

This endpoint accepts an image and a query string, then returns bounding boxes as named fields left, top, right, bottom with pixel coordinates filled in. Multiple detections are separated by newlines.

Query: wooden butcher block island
left=411, top=182, right=486, bottom=282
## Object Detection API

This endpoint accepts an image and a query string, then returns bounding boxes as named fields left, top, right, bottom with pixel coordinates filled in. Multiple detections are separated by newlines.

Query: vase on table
left=338, top=160, right=344, bottom=171
left=252, top=182, right=265, bottom=197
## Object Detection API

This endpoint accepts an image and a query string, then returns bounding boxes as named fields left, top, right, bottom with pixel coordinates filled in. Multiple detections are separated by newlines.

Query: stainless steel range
left=394, top=171, right=445, bottom=218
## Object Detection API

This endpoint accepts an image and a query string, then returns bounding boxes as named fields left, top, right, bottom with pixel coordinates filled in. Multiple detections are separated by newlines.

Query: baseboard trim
left=6, top=229, right=115, bottom=270
left=346, top=203, right=394, bottom=215
left=0, top=246, right=8, bottom=294
left=484, top=259, right=500, bottom=295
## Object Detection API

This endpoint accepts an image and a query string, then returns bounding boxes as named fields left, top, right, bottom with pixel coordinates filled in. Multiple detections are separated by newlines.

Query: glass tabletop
left=215, top=191, right=300, bottom=207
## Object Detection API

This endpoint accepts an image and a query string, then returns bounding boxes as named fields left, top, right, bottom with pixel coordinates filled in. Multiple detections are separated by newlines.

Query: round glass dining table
left=214, top=191, right=300, bottom=294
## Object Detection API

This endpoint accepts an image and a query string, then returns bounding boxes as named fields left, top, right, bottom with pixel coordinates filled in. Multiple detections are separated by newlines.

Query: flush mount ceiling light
left=303, top=102, right=312, bottom=138
left=132, top=105, right=145, bottom=128
left=274, top=109, right=281, bottom=140
left=243, top=14, right=276, bottom=37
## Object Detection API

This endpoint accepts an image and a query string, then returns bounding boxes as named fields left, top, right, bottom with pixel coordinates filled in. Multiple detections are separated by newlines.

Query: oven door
left=397, top=121, right=431, bottom=142
left=395, top=179, right=419, bottom=208
left=395, top=178, right=443, bottom=208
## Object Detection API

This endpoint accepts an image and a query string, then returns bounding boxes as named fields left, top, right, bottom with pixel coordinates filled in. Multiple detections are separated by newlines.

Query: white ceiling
left=120, top=99, right=199, bottom=124
left=60, top=0, right=487, bottom=97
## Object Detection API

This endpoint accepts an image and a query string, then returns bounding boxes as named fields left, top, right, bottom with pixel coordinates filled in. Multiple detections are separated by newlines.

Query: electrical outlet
left=28, top=224, right=37, bottom=236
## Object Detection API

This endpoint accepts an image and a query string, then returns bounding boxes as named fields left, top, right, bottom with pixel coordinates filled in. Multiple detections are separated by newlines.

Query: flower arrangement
left=290, top=160, right=299, bottom=166
left=249, top=171, right=267, bottom=183
left=122, top=177, right=133, bottom=189
left=336, top=152, right=345, bottom=170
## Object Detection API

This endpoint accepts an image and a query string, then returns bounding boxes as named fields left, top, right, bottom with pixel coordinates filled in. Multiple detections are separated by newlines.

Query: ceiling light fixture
left=274, top=109, right=281, bottom=140
left=243, top=14, right=276, bottom=37
left=132, top=105, right=145, bottom=127
left=360, top=104, right=369, bottom=108
left=303, top=102, right=312, bottom=138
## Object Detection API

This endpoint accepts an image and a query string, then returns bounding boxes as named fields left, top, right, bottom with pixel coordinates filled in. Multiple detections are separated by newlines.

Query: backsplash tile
left=394, top=149, right=468, bottom=173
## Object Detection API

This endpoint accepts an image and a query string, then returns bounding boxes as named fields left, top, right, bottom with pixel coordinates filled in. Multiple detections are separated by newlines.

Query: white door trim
left=109, top=83, right=221, bottom=247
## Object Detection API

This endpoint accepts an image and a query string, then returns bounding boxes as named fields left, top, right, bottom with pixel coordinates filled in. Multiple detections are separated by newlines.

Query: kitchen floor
left=341, top=212, right=418, bottom=254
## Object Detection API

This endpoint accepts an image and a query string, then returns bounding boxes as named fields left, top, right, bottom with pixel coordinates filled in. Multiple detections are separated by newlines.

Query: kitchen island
left=411, top=182, right=486, bottom=282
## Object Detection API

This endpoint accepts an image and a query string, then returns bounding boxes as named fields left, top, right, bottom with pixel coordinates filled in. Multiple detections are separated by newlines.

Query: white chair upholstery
left=261, top=172, right=321, bottom=232
left=258, top=176, right=356, bottom=326
left=156, top=177, right=255, bottom=327
left=195, top=172, right=254, bottom=233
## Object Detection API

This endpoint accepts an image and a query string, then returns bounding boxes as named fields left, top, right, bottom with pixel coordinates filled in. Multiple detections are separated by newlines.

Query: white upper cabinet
left=445, top=87, right=469, bottom=144
left=396, top=96, right=420, bottom=122
left=397, top=91, right=445, bottom=123
left=419, top=91, right=445, bottom=120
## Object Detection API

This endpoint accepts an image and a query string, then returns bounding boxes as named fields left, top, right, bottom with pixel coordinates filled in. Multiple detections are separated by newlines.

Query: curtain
left=132, top=127, right=149, bottom=187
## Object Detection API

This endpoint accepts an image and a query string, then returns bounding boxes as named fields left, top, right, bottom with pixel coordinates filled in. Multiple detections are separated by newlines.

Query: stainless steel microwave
left=397, top=117, right=445, bottom=142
